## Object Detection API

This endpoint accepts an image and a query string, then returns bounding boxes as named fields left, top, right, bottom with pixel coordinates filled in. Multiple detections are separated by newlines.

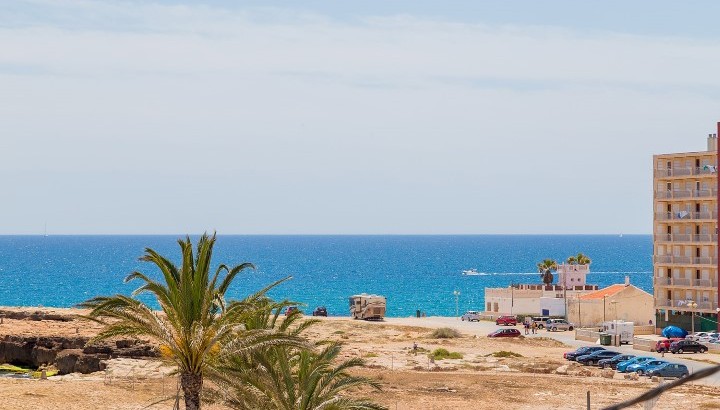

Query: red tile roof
left=579, top=284, right=627, bottom=300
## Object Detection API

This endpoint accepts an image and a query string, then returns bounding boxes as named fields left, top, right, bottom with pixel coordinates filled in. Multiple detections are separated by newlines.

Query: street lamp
left=453, top=290, right=460, bottom=319
left=687, top=300, right=698, bottom=334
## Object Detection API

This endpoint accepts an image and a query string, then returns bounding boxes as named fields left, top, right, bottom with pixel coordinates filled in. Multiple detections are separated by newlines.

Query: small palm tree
left=210, top=310, right=386, bottom=410
left=537, top=259, right=558, bottom=285
left=80, top=233, right=296, bottom=410
left=566, top=253, right=591, bottom=265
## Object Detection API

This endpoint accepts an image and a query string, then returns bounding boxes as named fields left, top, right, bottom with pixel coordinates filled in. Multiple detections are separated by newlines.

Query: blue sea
left=0, top=235, right=652, bottom=317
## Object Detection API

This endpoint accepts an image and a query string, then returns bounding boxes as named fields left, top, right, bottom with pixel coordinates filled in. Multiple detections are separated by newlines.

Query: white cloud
left=1, top=1, right=719, bottom=234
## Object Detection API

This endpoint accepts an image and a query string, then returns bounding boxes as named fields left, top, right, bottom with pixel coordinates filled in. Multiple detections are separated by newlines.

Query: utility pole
left=510, top=283, right=514, bottom=315
left=603, top=295, right=606, bottom=323
left=453, top=290, right=460, bottom=319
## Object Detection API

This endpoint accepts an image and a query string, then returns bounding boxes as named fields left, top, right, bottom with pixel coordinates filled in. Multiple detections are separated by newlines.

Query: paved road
left=378, top=316, right=720, bottom=386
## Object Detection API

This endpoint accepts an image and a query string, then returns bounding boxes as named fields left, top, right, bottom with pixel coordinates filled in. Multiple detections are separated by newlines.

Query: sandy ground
left=1, top=310, right=719, bottom=409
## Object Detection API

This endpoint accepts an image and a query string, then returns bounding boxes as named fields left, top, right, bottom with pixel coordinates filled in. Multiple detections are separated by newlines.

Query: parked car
left=495, top=315, right=518, bottom=326
left=669, top=340, right=708, bottom=354
left=546, top=318, right=575, bottom=332
left=654, top=338, right=684, bottom=353
left=461, top=311, right=481, bottom=322
left=530, top=316, right=551, bottom=329
left=598, top=354, right=635, bottom=370
left=576, top=350, right=620, bottom=366
left=285, top=306, right=300, bottom=316
left=312, top=306, right=327, bottom=317
left=646, top=363, right=689, bottom=378
left=697, top=333, right=720, bottom=343
left=628, top=359, right=667, bottom=376
left=488, top=328, right=521, bottom=338
left=686, top=331, right=712, bottom=341
left=616, top=356, right=654, bottom=373
left=564, top=346, right=605, bottom=361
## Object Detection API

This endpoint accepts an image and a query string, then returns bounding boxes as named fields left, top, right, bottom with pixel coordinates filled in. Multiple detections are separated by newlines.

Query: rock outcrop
left=0, top=335, right=158, bottom=374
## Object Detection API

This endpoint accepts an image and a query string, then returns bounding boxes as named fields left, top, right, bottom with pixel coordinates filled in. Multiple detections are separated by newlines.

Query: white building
left=484, top=262, right=597, bottom=316
left=484, top=283, right=598, bottom=317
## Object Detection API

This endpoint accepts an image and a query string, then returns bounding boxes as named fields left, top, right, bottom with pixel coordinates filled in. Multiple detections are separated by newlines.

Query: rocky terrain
left=0, top=308, right=158, bottom=374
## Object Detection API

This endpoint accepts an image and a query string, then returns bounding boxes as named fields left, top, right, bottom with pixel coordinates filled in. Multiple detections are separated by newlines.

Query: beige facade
left=653, top=131, right=720, bottom=332
left=567, top=284, right=653, bottom=327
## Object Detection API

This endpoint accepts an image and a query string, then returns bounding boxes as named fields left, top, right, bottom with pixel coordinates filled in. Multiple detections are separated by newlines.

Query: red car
left=495, top=315, right=518, bottom=326
left=488, top=328, right=521, bottom=338
left=285, top=306, right=300, bottom=316
left=655, top=338, right=684, bottom=352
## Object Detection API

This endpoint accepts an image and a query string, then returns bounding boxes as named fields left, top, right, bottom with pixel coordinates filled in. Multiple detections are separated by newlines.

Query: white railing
left=655, top=234, right=718, bottom=243
left=653, top=255, right=717, bottom=265
left=655, top=166, right=718, bottom=177
left=654, top=189, right=718, bottom=199
left=655, top=211, right=718, bottom=221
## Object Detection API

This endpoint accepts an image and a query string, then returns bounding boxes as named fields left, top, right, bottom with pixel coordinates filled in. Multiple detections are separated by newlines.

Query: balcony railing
left=656, top=234, right=718, bottom=243
left=655, top=277, right=718, bottom=287
left=654, top=189, right=718, bottom=199
left=654, top=299, right=719, bottom=311
left=655, top=166, right=718, bottom=177
left=653, top=255, right=718, bottom=265
left=655, top=211, right=718, bottom=221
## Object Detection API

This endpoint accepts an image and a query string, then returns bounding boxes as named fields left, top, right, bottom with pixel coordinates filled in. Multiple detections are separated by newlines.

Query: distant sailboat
left=44, top=222, right=48, bottom=237
left=619, top=233, right=623, bottom=238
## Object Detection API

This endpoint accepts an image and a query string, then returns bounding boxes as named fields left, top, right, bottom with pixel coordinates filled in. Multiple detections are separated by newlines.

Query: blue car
left=627, top=359, right=668, bottom=375
left=599, top=354, right=635, bottom=370
left=616, top=356, right=654, bottom=373
left=564, top=346, right=605, bottom=361
left=576, top=350, right=620, bottom=366
left=647, top=363, right=689, bottom=378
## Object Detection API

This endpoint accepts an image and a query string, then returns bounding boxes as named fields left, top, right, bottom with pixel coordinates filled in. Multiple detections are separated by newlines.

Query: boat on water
left=462, top=269, right=482, bottom=275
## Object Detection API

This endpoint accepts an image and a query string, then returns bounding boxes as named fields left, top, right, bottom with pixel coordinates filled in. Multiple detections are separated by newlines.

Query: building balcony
left=654, top=189, right=718, bottom=200
left=655, top=234, right=718, bottom=243
left=655, top=211, right=718, bottom=221
left=655, top=277, right=717, bottom=288
left=653, top=255, right=718, bottom=266
left=655, top=298, right=719, bottom=312
left=655, top=166, right=717, bottom=178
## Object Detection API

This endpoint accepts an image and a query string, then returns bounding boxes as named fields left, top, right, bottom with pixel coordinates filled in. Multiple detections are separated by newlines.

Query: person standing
left=531, top=321, right=538, bottom=334
left=524, top=321, right=530, bottom=335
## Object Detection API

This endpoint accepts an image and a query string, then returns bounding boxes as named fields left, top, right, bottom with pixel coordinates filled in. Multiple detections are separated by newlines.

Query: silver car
left=546, top=318, right=575, bottom=331
left=461, top=311, right=481, bottom=322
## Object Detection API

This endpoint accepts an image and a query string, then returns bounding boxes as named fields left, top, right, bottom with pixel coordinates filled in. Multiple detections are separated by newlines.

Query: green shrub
left=489, top=351, right=523, bottom=358
left=429, top=348, right=464, bottom=360
left=429, top=327, right=461, bottom=339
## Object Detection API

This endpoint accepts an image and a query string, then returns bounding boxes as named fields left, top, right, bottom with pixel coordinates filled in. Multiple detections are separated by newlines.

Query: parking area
left=383, top=316, right=720, bottom=385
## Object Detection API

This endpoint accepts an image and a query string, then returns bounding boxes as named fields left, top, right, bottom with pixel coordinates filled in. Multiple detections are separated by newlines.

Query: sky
left=2, top=1, right=720, bottom=235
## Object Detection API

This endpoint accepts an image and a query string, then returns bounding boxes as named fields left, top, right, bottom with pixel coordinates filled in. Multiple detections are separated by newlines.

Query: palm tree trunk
left=181, top=372, right=203, bottom=410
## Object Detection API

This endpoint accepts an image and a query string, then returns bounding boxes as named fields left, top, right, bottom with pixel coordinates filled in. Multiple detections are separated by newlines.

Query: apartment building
left=653, top=125, right=720, bottom=332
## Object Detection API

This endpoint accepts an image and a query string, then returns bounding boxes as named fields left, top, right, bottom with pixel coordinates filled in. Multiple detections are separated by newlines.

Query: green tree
left=566, top=253, right=591, bottom=265
left=80, top=233, right=296, bottom=410
left=537, top=259, right=558, bottom=285
left=210, top=309, right=386, bottom=410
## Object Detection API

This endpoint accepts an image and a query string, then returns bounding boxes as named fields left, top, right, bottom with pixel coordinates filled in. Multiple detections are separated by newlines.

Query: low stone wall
left=632, top=337, right=655, bottom=352
left=633, top=325, right=655, bottom=335
left=575, top=329, right=600, bottom=343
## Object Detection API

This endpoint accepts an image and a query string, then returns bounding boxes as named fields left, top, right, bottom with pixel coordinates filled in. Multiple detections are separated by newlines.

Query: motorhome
left=602, top=320, right=634, bottom=344
left=349, top=294, right=386, bottom=320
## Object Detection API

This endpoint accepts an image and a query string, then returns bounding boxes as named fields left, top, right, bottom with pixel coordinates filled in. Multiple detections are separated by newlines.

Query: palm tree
left=566, top=253, right=591, bottom=265
left=537, top=259, right=558, bottom=285
left=211, top=310, right=386, bottom=410
left=80, top=233, right=296, bottom=410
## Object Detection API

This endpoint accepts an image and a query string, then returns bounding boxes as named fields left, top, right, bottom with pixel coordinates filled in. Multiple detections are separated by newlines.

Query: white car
left=461, top=311, right=481, bottom=322
left=687, top=332, right=712, bottom=341
left=697, top=333, right=719, bottom=343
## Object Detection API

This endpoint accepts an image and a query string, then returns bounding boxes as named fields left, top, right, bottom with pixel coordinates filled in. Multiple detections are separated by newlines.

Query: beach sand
left=0, top=308, right=718, bottom=409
